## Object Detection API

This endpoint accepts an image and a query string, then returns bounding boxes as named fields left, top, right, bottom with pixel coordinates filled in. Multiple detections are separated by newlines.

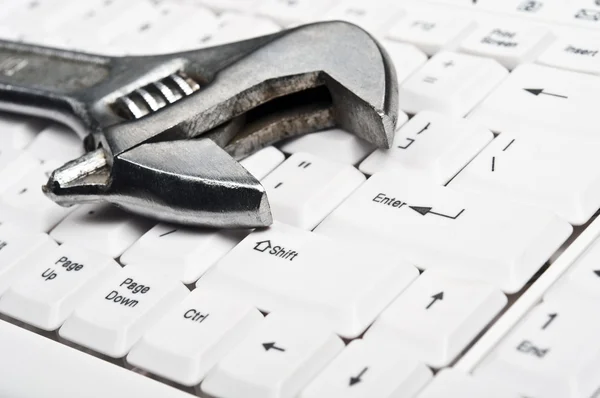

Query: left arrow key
left=202, top=312, right=343, bottom=398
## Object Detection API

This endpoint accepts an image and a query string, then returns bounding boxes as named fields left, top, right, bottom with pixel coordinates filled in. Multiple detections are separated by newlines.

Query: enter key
left=315, top=172, right=572, bottom=293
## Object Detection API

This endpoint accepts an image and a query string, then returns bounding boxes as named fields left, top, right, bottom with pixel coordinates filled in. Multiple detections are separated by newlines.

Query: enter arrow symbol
left=594, top=270, right=600, bottom=278
left=524, top=88, right=567, bottom=99
left=409, top=206, right=432, bottom=216
left=409, top=206, right=465, bottom=220
left=262, top=342, right=285, bottom=352
left=426, top=292, right=444, bottom=310
left=349, top=367, right=369, bottom=387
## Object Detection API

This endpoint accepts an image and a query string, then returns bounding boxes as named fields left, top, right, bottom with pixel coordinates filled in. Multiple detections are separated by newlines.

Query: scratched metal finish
left=0, top=21, right=399, bottom=228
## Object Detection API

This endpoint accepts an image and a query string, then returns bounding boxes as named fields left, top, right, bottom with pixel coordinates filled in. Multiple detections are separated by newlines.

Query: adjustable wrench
left=0, top=21, right=399, bottom=228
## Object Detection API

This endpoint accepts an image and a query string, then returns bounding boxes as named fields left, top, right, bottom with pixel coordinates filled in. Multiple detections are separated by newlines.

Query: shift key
left=315, top=173, right=572, bottom=293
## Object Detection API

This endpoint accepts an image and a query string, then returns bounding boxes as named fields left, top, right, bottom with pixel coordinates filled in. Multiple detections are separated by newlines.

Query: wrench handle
left=0, top=41, right=112, bottom=136
left=0, top=42, right=110, bottom=94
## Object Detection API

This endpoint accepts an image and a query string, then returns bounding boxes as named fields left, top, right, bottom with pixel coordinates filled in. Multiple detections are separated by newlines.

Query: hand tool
left=0, top=21, right=399, bottom=228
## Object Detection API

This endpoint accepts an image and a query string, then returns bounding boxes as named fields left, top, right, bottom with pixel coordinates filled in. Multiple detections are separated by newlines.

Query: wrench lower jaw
left=43, top=139, right=273, bottom=228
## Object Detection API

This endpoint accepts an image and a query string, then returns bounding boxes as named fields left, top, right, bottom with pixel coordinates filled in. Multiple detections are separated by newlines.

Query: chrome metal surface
left=0, top=21, right=399, bottom=228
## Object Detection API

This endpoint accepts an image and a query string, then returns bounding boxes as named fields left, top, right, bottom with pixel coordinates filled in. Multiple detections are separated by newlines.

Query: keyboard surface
left=1, top=0, right=600, bottom=397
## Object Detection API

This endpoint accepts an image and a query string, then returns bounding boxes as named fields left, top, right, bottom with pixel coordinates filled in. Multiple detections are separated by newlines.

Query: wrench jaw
left=44, top=140, right=272, bottom=228
left=18, top=20, right=399, bottom=228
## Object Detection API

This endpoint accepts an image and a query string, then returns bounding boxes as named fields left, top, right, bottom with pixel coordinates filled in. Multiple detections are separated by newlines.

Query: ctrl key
left=59, top=266, right=188, bottom=358
left=127, top=287, right=264, bottom=387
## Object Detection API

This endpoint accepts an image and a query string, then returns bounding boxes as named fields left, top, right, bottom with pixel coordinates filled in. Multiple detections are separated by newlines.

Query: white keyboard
left=2, top=0, right=600, bottom=397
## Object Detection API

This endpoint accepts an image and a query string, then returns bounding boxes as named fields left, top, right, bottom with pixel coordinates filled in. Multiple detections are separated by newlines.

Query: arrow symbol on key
left=426, top=292, right=444, bottom=310
left=409, top=206, right=465, bottom=220
left=262, top=342, right=285, bottom=352
left=349, top=367, right=369, bottom=386
left=524, top=88, right=568, bottom=99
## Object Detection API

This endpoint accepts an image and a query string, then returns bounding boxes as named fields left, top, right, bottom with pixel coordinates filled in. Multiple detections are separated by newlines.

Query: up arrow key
left=426, top=292, right=444, bottom=310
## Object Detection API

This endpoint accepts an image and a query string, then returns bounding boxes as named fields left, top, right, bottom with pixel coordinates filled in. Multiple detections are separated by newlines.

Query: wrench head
left=44, top=21, right=399, bottom=228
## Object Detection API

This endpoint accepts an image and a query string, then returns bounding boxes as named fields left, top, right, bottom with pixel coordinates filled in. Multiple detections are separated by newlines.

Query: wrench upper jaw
left=44, top=139, right=272, bottom=228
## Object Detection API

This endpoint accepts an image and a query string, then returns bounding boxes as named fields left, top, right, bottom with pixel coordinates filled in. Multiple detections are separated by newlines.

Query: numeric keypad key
left=476, top=301, right=600, bottom=397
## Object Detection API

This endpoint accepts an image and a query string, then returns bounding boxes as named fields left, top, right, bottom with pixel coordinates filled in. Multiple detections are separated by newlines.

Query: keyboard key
left=127, top=287, right=264, bottom=386
left=415, top=368, right=521, bottom=398
left=197, top=0, right=266, bottom=13
left=359, top=111, right=493, bottom=184
left=451, top=130, right=600, bottom=225
left=0, top=320, right=192, bottom=398
left=537, top=29, right=600, bottom=76
left=475, top=301, right=600, bottom=397
left=279, top=129, right=377, bottom=165
left=545, top=237, right=600, bottom=304
left=0, top=243, right=119, bottom=330
left=120, top=223, right=249, bottom=284
left=365, top=269, right=507, bottom=367
left=59, top=266, right=188, bottom=358
left=25, top=124, right=84, bottom=165
left=50, top=204, right=154, bottom=258
left=261, top=153, right=366, bottom=230
left=0, top=151, right=40, bottom=194
left=387, top=4, right=476, bottom=55
left=473, top=0, right=560, bottom=20
left=468, top=63, right=600, bottom=134
left=56, top=0, right=160, bottom=53
left=257, top=0, right=339, bottom=25
left=9, top=0, right=106, bottom=44
left=116, top=3, right=218, bottom=54
left=299, top=339, right=432, bottom=398
left=323, top=1, right=405, bottom=36
left=315, top=173, right=572, bottom=292
left=0, top=223, right=57, bottom=296
left=0, top=114, right=45, bottom=151
left=0, top=161, right=74, bottom=232
left=459, top=19, right=554, bottom=69
left=197, top=221, right=419, bottom=337
left=397, top=51, right=508, bottom=116
left=202, top=13, right=280, bottom=47
left=239, top=146, right=285, bottom=180
left=201, top=312, right=344, bottom=398
left=551, top=2, right=600, bottom=30
left=382, top=40, right=429, bottom=83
